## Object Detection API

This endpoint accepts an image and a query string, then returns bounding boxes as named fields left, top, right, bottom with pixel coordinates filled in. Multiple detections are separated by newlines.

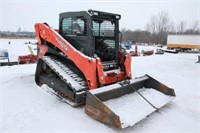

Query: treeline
left=0, top=31, right=35, bottom=38
left=1, top=11, right=199, bottom=43
left=121, top=11, right=200, bottom=45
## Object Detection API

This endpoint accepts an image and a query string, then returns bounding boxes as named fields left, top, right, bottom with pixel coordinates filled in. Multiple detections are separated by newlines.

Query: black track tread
left=39, top=56, right=88, bottom=106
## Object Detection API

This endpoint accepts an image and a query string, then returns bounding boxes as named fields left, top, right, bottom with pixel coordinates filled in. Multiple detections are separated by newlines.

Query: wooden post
left=196, top=55, right=200, bottom=63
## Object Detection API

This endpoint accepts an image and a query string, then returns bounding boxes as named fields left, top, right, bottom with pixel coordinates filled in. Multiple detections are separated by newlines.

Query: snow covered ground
left=0, top=39, right=199, bottom=133
left=0, top=39, right=37, bottom=62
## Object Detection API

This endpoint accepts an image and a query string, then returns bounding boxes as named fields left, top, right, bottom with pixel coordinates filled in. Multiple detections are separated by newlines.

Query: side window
left=62, top=17, right=86, bottom=36
left=62, top=18, right=72, bottom=34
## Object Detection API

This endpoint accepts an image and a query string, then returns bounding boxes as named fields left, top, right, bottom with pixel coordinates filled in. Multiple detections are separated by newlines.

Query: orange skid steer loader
left=34, top=10, right=175, bottom=128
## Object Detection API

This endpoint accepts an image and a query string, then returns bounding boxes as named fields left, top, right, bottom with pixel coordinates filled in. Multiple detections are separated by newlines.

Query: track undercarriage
left=35, top=55, right=88, bottom=106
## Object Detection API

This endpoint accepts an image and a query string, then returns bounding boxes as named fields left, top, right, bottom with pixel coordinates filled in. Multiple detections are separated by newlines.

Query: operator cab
left=59, top=10, right=121, bottom=65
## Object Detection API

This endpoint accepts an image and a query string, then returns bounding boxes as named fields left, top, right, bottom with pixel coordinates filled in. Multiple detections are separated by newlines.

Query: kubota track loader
left=35, top=10, right=175, bottom=128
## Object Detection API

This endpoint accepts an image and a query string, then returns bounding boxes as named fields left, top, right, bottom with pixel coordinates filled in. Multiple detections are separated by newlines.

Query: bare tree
left=169, top=21, right=176, bottom=33
left=183, top=20, right=200, bottom=35
left=121, top=28, right=134, bottom=42
left=177, top=21, right=187, bottom=34
left=121, top=12, right=199, bottom=45
left=157, top=12, right=171, bottom=44
left=191, top=20, right=199, bottom=32
left=188, top=20, right=200, bottom=34
left=145, top=11, right=171, bottom=44
left=146, top=15, right=157, bottom=33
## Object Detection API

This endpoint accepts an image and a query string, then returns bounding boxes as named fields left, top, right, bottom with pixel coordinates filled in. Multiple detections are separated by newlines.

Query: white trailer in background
left=167, top=35, right=200, bottom=51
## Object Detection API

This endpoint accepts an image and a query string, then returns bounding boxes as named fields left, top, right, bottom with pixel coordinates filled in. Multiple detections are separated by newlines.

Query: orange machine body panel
left=35, top=23, right=132, bottom=90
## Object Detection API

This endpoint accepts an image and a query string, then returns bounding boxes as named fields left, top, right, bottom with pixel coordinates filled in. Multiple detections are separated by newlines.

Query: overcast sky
left=0, top=0, right=199, bottom=31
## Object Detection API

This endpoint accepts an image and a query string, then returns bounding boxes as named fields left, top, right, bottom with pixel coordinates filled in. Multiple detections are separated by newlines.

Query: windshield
left=62, top=17, right=87, bottom=36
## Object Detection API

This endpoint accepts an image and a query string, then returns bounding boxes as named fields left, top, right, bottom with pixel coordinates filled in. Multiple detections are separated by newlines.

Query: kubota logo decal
left=56, top=38, right=67, bottom=51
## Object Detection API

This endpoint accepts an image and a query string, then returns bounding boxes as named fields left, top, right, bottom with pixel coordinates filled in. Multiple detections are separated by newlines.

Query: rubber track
left=41, top=56, right=88, bottom=106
